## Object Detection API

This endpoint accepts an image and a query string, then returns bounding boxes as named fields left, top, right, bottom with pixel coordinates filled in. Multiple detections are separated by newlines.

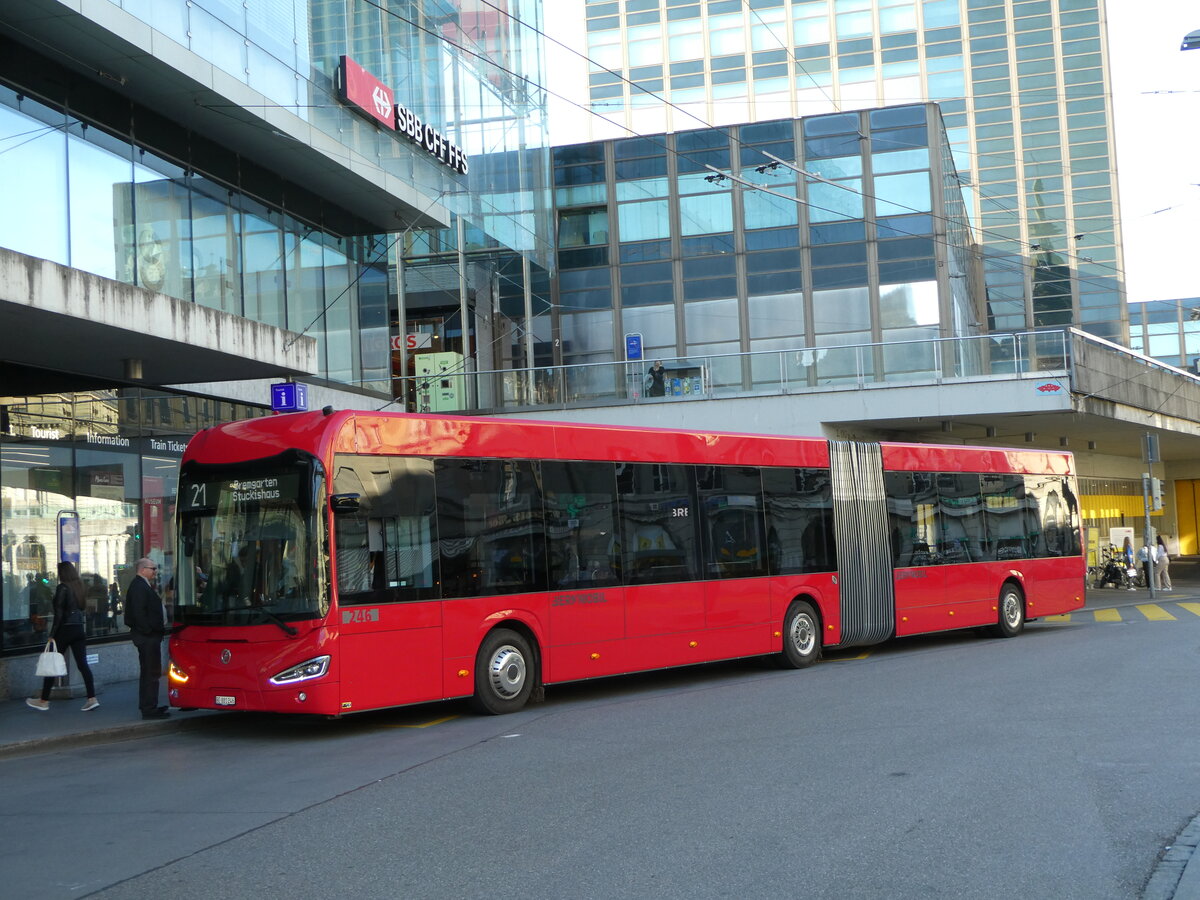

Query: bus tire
left=991, top=584, right=1025, bottom=638
left=778, top=600, right=821, bottom=669
left=472, top=628, right=535, bottom=715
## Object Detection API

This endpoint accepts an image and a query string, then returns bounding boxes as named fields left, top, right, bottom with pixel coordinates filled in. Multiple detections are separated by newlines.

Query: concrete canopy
left=0, top=248, right=315, bottom=395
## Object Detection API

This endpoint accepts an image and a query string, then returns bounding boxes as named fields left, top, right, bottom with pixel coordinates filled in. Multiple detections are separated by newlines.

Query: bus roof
left=182, top=410, right=1074, bottom=476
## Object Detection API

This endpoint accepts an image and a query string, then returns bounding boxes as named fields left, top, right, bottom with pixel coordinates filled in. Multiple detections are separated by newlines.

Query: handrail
left=392, top=328, right=1199, bottom=415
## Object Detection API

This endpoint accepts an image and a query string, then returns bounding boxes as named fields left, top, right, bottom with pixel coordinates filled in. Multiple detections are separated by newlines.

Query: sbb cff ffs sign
left=335, top=56, right=468, bottom=175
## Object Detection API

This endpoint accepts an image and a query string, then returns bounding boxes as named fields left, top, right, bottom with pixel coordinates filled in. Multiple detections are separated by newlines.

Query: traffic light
left=1151, top=478, right=1163, bottom=511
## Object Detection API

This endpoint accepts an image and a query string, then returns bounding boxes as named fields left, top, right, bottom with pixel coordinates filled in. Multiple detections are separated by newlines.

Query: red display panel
left=337, top=56, right=396, bottom=129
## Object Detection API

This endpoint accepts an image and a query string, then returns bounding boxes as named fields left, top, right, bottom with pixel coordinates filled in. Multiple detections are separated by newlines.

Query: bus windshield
left=175, top=454, right=326, bottom=626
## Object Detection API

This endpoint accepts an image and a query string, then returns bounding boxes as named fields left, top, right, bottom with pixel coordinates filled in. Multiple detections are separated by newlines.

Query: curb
left=1144, top=814, right=1200, bottom=899
left=0, top=712, right=223, bottom=761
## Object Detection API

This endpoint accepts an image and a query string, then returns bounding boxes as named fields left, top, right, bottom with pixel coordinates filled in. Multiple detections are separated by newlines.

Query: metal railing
left=396, top=329, right=1077, bottom=415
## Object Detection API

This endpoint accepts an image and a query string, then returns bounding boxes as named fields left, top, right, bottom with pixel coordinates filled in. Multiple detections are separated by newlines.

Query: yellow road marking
left=1043, top=614, right=1071, bottom=622
left=1093, top=608, right=1122, bottom=623
left=1178, top=603, right=1200, bottom=618
left=827, top=651, right=871, bottom=662
left=386, top=715, right=459, bottom=729
left=1136, top=604, right=1176, bottom=621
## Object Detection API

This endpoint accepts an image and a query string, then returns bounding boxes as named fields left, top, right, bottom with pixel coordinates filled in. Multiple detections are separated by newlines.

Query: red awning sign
left=337, top=56, right=396, bottom=130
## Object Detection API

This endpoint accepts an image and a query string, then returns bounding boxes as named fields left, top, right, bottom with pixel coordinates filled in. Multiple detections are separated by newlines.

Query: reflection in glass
left=68, top=124, right=133, bottom=282
left=0, top=98, right=67, bottom=263
left=807, top=179, right=863, bottom=222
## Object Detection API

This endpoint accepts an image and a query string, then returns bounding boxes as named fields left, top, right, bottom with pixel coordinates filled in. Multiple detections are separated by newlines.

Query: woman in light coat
left=1156, top=535, right=1173, bottom=591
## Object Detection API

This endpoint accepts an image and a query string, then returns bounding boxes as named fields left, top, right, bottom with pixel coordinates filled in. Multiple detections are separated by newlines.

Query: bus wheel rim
left=489, top=645, right=526, bottom=698
left=790, top=613, right=815, bottom=655
left=1002, top=593, right=1021, bottom=628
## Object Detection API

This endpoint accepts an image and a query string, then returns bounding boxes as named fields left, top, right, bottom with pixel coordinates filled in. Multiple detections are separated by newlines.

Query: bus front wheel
left=472, top=628, right=535, bottom=715
left=991, top=584, right=1025, bottom=638
left=778, top=600, right=821, bottom=669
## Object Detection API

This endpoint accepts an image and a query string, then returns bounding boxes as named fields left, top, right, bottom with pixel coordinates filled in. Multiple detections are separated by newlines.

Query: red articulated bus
left=167, top=409, right=1084, bottom=716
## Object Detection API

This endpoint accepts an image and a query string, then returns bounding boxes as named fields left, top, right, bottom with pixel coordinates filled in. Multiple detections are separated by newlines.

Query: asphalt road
left=5, top=614, right=1200, bottom=899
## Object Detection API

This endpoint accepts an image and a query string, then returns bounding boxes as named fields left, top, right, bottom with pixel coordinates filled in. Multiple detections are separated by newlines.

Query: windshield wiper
left=252, top=607, right=299, bottom=636
left=188, top=604, right=299, bottom=635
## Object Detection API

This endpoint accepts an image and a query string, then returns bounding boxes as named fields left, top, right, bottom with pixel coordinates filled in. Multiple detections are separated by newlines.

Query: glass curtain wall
left=541, top=105, right=977, bottom=391
left=0, top=390, right=267, bottom=655
left=579, top=0, right=1123, bottom=343
left=0, top=85, right=383, bottom=391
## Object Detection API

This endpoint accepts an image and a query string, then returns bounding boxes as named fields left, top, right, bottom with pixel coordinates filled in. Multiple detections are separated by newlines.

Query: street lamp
left=1183, top=29, right=1200, bottom=51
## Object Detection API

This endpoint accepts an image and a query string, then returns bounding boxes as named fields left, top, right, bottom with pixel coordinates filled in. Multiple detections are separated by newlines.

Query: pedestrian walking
left=1138, top=543, right=1152, bottom=589
left=1156, top=535, right=1173, bottom=591
left=124, top=557, right=170, bottom=719
left=1122, top=537, right=1136, bottom=590
left=26, top=561, right=99, bottom=712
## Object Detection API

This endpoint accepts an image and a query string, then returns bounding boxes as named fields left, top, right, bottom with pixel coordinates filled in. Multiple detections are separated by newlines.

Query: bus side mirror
left=330, top=493, right=361, bottom=515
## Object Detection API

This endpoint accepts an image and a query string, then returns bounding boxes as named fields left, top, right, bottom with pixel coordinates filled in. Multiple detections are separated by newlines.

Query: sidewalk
left=0, top=677, right=220, bottom=760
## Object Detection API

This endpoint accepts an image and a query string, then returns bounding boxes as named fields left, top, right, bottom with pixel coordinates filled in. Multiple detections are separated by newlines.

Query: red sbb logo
left=337, top=56, right=395, bottom=130
left=1036, top=383, right=1063, bottom=393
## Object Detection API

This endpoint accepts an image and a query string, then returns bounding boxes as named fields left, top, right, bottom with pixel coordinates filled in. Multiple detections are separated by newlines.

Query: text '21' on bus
left=167, top=409, right=1084, bottom=716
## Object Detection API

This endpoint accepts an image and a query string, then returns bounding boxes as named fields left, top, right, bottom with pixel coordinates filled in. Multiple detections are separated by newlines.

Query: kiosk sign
left=625, top=332, right=643, bottom=361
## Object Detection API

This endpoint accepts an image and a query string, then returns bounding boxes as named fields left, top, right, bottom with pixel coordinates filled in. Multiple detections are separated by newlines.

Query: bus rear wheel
left=778, top=600, right=821, bottom=669
left=472, top=628, right=535, bottom=715
left=991, top=584, right=1025, bottom=638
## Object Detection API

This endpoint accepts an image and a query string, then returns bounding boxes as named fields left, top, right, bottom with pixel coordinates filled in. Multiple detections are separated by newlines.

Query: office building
left=0, top=0, right=552, bottom=663
left=565, top=0, right=1123, bottom=342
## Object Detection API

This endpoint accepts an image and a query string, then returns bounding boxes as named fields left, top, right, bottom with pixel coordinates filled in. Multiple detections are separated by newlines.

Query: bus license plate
left=215, top=695, right=236, bottom=706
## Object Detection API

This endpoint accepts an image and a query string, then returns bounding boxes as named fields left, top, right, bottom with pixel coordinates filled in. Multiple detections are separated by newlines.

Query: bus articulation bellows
left=167, top=409, right=1085, bottom=716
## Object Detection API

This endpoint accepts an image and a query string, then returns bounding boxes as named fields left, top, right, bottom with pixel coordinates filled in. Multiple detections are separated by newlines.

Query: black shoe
left=142, top=709, right=170, bottom=720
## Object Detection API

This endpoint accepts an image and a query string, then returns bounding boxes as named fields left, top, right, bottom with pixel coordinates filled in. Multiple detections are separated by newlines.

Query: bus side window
left=980, top=473, right=1027, bottom=561
left=332, top=463, right=372, bottom=598
left=542, top=461, right=620, bottom=588
left=698, top=466, right=767, bottom=579
left=617, top=463, right=700, bottom=585
left=379, top=458, right=440, bottom=601
left=762, top=467, right=835, bottom=575
left=334, top=455, right=442, bottom=604
left=936, top=473, right=983, bottom=564
left=436, top=458, right=546, bottom=598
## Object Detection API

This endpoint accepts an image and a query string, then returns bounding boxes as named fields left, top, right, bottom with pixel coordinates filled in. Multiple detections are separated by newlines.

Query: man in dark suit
left=125, top=557, right=169, bottom=719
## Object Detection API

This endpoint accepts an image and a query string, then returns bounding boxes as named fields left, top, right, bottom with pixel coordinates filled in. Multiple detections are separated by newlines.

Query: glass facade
left=399, top=103, right=977, bottom=406
left=99, top=0, right=555, bottom=268
left=538, top=105, right=976, bottom=377
left=1, top=392, right=267, bottom=654
left=0, top=2, right=555, bottom=656
left=577, top=0, right=1124, bottom=343
left=1129, top=299, right=1200, bottom=371
left=0, top=1, right=553, bottom=395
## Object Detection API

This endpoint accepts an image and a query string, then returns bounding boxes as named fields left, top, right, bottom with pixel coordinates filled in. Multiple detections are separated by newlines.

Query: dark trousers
left=41, top=624, right=96, bottom=701
left=135, top=637, right=163, bottom=713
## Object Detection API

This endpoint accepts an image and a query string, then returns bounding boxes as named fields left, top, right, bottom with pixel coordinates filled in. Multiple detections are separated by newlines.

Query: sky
left=1107, top=2, right=1200, bottom=306
left=541, top=1, right=1200, bottom=308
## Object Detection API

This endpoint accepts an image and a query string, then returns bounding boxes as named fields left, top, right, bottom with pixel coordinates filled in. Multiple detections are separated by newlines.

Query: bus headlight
left=167, top=661, right=189, bottom=684
left=269, top=655, right=330, bottom=685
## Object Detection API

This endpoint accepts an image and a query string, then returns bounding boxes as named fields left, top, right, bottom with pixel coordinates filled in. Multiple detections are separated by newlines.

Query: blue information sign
left=625, top=332, right=643, bottom=361
left=270, top=382, right=309, bottom=412
left=58, top=512, right=80, bottom=565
